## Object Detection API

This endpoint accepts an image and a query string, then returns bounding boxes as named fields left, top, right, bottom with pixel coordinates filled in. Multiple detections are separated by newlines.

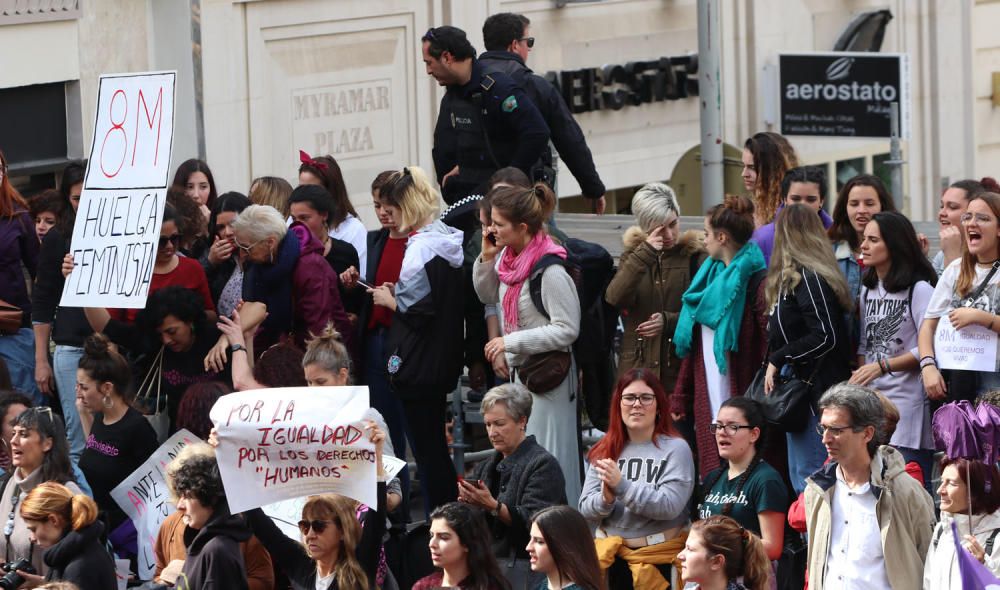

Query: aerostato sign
left=778, top=52, right=909, bottom=138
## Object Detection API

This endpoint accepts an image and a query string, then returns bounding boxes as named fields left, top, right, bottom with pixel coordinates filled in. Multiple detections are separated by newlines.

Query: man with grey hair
left=804, top=382, right=934, bottom=590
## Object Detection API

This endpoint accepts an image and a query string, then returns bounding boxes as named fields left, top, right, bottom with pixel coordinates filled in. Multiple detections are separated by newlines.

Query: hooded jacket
left=924, top=509, right=1000, bottom=589
left=605, top=227, right=706, bottom=391
left=43, top=521, right=116, bottom=590
left=804, top=445, right=936, bottom=590
left=177, top=507, right=252, bottom=590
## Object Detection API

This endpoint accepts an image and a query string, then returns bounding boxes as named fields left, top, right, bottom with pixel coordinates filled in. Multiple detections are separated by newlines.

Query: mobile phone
left=357, top=279, right=375, bottom=290
left=487, top=233, right=497, bottom=246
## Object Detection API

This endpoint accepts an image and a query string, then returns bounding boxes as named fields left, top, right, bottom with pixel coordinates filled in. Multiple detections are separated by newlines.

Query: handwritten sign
left=210, top=387, right=377, bottom=513
left=110, top=429, right=200, bottom=581
left=935, top=316, right=998, bottom=372
left=61, top=71, right=176, bottom=308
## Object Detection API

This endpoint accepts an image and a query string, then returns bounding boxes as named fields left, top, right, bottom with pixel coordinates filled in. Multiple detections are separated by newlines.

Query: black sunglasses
left=520, top=37, right=535, bottom=48
left=298, top=519, right=332, bottom=534
left=158, top=234, right=181, bottom=249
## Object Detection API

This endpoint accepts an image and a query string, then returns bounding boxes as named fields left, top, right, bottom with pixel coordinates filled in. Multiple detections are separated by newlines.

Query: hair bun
left=83, top=333, right=112, bottom=359
left=981, top=177, right=1000, bottom=194
left=723, top=194, right=755, bottom=216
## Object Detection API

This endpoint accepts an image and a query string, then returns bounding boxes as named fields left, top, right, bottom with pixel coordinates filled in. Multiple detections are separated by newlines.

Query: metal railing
left=0, top=0, right=80, bottom=25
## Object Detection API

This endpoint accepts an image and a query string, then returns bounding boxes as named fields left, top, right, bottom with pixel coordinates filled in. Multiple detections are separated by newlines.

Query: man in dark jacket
left=424, top=25, right=550, bottom=204
left=480, top=13, right=607, bottom=214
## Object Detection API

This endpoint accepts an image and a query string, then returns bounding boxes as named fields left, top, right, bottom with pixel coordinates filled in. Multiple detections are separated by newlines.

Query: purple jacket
left=289, top=223, right=352, bottom=351
left=0, top=210, right=39, bottom=326
left=751, top=206, right=833, bottom=265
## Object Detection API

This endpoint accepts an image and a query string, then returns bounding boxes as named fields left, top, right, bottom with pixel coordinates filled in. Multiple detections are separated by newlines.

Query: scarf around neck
left=497, top=232, right=566, bottom=334
left=672, top=241, right=765, bottom=374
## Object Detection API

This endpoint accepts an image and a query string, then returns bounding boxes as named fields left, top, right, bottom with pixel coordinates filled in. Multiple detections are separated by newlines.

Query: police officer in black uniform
left=423, top=26, right=550, bottom=205
left=480, top=13, right=607, bottom=214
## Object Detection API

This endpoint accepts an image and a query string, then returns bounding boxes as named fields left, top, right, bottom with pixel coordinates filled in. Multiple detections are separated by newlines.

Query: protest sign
left=210, top=386, right=377, bottom=513
left=61, top=71, right=176, bottom=309
left=934, top=316, right=998, bottom=372
left=110, top=429, right=201, bottom=581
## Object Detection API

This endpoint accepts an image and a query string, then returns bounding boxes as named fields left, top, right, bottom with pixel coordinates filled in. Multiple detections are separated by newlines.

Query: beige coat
left=605, top=227, right=705, bottom=391
left=804, top=445, right=936, bottom=590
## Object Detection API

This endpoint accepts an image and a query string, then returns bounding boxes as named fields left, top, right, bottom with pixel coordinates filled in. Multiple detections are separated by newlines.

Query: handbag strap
left=961, top=260, right=1000, bottom=307
left=137, top=346, right=165, bottom=412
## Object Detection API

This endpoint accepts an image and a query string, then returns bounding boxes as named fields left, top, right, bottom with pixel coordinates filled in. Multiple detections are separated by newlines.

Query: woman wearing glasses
left=239, top=420, right=388, bottom=590
left=920, top=192, right=1000, bottom=400
left=0, top=406, right=82, bottom=583
left=696, top=398, right=788, bottom=564
left=579, top=368, right=694, bottom=590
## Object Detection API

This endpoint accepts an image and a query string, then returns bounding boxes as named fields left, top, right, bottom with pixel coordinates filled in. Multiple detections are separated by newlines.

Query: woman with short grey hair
left=456, top=383, right=566, bottom=586
left=605, top=182, right=706, bottom=394
left=232, top=204, right=352, bottom=351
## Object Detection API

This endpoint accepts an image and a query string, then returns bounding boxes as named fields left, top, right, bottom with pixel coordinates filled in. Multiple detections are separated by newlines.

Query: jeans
left=364, top=327, right=412, bottom=507
left=53, top=345, right=86, bottom=464
left=0, top=328, right=42, bottom=405
left=896, top=445, right=936, bottom=497
left=787, top=410, right=827, bottom=495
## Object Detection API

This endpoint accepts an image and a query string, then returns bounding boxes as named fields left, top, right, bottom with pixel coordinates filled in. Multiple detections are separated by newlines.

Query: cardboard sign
left=934, top=316, right=998, bottom=372
left=110, top=429, right=201, bottom=581
left=61, top=71, right=176, bottom=308
left=210, top=387, right=377, bottom=513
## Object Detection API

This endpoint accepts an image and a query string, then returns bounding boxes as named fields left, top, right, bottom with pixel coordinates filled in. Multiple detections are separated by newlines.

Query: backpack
left=528, top=238, right=618, bottom=431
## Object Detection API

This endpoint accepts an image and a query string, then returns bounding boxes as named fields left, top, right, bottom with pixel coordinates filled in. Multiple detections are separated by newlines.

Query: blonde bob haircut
left=230, top=204, right=289, bottom=243
left=249, top=176, right=294, bottom=217
left=379, top=166, right=439, bottom=232
left=302, top=494, right=369, bottom=590
left=766, top=204, right=852, bottom=311
left=20, top=482, right=99, bottom=532
left=631, top=182, right=681, bottom=233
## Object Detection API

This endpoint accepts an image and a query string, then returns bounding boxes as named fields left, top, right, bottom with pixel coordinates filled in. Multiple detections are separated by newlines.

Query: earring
left=102, top=395, right=114, bottom=409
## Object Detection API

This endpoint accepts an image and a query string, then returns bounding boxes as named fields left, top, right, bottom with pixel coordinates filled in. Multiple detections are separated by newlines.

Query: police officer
left=481, top=13, right=607, bottom=214
left=423, top=25, right=550, bottom=204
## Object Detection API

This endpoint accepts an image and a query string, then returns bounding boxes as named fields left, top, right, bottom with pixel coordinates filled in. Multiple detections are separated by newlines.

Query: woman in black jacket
left=19, top=482, right=116, bottom=590
left=764, top=204, right=853, bottom=494
left=372, top=166, right=465, bottom=512
left=199, top=192, right=252, bottom=318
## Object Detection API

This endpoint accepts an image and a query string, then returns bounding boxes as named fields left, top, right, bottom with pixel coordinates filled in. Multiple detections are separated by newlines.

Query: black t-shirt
left=79, top=407, right=160, bottom=529
left=697, top=461, right=789, bottom=536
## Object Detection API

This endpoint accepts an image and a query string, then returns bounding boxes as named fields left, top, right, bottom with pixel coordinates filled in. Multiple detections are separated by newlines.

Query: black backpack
left=528, top=238, right=618, bottom=431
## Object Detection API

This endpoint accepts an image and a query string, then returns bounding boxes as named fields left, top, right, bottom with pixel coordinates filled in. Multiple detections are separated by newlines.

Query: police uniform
left=432, top=59, right=550, bottom=204
left=478, top=50, right=606, bottom=200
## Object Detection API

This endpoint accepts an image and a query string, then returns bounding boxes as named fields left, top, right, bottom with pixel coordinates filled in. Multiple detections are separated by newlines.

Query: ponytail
left=691, top=515, right=771, bottom=590
left=69, top=495, right=99, bottom=531
left=741, top=531, right=771, bottom=590
left=20, top=482, right=97, bottom=533
left=303, top=323, right=352, bottom=382
left=488, top=181, right=555, bottom=234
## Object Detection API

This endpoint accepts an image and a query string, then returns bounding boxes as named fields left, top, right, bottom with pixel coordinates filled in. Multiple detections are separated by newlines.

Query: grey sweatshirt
left=578, top=435, right=694, bottom=538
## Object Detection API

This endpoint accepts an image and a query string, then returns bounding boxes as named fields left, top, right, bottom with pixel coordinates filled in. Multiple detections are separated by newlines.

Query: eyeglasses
left=298, top=519, right=332, bottom=534
left=158, top=234, right=181, bottom=249
left=709, top=423, right=753, bottom=435
left=621, top=394, right=657, bottom=406
left=520, top=37, right=535, bottom=48
left=961, top=212, right=995, bottom=224
left=232, top=237, right=262, bottom=254
left=815, top=424, right=858, bottom=437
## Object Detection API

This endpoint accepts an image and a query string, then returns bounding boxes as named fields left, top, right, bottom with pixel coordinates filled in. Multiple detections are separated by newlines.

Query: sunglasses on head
left=298, top=519, right=332, bottom=534
left=158, top=234, right=181, bottom=249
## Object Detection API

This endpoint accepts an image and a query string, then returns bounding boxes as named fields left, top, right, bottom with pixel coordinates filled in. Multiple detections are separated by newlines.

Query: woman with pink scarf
left=473, top=183, right=582, bottom=504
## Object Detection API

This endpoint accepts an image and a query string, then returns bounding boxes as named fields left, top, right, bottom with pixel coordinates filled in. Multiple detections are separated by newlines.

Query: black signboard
left=778, top=53, right=909, bottom=138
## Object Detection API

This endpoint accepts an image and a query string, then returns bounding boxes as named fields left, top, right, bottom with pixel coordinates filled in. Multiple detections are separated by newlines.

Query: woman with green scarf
left=670, top=195, right=770, bottom=475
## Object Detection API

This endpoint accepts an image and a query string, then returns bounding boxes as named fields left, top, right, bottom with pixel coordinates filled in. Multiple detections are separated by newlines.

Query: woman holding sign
left=239, top=420, right=389, bottom=590
left=920, top=192, right=1000, bottom=401
left=849, top=211, right=938, bottom=487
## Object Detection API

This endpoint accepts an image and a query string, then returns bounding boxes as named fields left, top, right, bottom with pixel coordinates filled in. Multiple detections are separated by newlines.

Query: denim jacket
left=833, top=240, right=862, bottom=347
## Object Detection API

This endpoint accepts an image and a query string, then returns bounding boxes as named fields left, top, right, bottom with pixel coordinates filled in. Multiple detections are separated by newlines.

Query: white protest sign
left=210, top=386, right=377, bottom=513
left=934, top=315, right=998, bottom=372
left=110, top=429, right=201, bottom=581
left=61, top=71, right=176, bottom=308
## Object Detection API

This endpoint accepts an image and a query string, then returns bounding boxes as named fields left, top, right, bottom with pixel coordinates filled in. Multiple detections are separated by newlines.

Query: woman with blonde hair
left=249, top=176, right=294, bottom=217
left=375, top=166, right=465, bottom=512
left=764, top=204, right=852, bottom=493
left=20, top=482, right=115, bottom=590
left=678, top=515, right=771, bottom=590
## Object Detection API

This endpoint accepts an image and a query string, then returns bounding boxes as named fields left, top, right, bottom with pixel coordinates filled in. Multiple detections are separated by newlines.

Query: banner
left=61, top=71, right=177, bottom=308
left=110, top=429, right=201, bottom=581
left=934, top=316, right=998, bottom=372
left=210, top=387, right=377, bottom=513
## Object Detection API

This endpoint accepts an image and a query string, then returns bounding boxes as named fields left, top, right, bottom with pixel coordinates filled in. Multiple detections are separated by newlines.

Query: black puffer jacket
left=43, top=521, right=116, bottom=590
left=177, top=507, right=251, bottom=590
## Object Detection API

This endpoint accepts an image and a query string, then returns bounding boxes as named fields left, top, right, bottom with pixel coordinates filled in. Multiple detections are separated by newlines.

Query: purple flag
left=952, top=522, right=1000, bottom=589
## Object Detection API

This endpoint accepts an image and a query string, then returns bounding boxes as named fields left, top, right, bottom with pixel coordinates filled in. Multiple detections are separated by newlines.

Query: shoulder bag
left=135, top=346, right=169, bottom=443
left=745, top=351, right=822, bottom=432
left=0, top=299, right=23, bottom=335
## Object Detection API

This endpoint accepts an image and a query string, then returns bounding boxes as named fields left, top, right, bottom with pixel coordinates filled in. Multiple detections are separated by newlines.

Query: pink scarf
left=497, top=232, right=566, bottom=334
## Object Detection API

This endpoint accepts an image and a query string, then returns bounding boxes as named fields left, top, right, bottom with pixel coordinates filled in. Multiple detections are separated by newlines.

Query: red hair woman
left=578, top=368, right=695, bottom=590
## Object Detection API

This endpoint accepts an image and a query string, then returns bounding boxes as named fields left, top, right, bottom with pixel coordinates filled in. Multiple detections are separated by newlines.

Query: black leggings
left=400, top=395, right=457, bottom=515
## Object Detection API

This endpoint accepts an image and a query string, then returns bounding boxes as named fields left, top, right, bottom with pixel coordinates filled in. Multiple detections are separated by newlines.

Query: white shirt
left=315, top=570, right=335, bottom=590
left=824, top=467, right=891, bottom=590
left=329, top=214, right=368, bottom=271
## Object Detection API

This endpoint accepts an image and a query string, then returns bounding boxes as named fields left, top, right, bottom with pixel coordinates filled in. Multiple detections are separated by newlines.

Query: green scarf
left=672, top=242, right=766, bottom=374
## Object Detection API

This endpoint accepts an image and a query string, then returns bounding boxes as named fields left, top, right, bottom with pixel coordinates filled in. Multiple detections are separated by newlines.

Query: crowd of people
left=0, top=10, right=999, bottom=590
